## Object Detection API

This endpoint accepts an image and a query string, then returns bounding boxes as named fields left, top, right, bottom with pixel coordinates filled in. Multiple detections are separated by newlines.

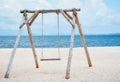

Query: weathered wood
left=41, top=58, right=61, bottom=61
left=60, top=10, right=74, bottom=27
left=24, top=11, right=39, bottom=68
left=19, top=11, right=38, bottom=28
left=4, top=28, right=22, bottom=78
left=19, top=16, right=31, bottom=29
left=29, top=11, right=39, bottom=26
left=65, top=14, right=75, bottom=79
left=20, top=8, right=80, bottom=13
left=64, top=11, right=73, bottom=20
left=73, top=10, right=92, bottom=67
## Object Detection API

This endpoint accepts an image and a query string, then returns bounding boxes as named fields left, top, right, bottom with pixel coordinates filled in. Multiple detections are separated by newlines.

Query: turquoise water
left=0, top=35, right=120, bottom=48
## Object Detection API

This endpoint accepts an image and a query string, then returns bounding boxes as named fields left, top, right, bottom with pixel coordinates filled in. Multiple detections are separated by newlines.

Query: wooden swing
left=40, top=13, right=61, bottom=61
left=4, top=8, right=92, bottom=79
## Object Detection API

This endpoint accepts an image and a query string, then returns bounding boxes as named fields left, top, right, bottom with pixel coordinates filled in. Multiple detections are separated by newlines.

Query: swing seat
left=40, top=58, right=61, bottom=61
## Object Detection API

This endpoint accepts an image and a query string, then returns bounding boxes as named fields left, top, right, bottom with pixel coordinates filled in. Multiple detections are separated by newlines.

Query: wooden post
left=65, top=13, right=76, bottom=79
left=24, top=11, right=39, bottom=68
left=4, top=28, right=22, bottom=78
left=73, top=9, right=92, bottom=67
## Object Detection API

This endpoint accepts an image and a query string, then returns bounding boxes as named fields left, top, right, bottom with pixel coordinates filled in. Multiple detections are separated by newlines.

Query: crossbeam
left=20, top=8, right=80, bottom=13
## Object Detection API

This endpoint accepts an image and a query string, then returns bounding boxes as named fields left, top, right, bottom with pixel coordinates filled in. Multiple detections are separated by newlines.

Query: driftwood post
left=60, top=10, right=76, bottom=79
left=65, top=14, right=75, bottom=79
left=24, top=11, right=39, bottom=68
left=4, top=28, right=22, bottom=78
left=4, top=12, right=40, bottom=78
left=73, top=9, right=92, bottom=67
left=65, top=27, right=75, bottom=79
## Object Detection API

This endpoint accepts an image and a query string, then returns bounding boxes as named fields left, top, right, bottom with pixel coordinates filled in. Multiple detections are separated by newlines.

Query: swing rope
left=40, top=12, right=61, bottom=61
left=41, top=13, right=44, bottom=59
left=57, top=13, right=61, bottom=59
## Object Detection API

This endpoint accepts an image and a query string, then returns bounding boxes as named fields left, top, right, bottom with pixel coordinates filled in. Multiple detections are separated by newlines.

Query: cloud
left=78, top=0, right=107, bottom=26
left=0, top=0, right=53, bottom=29
left=57, top=0, right=82, bottom=9
left=0, top=0, right=120, bottom=35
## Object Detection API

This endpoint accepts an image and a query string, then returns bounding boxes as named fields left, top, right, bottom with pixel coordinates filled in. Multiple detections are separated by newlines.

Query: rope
left=41, top=12, right=61, bottom=60
left=41, top=13, right=44, bottom=58
left=57, top=13, right=61, bottom=59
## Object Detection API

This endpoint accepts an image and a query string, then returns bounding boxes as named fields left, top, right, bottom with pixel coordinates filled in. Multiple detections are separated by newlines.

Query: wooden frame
left=4, top=8, right=92, bottom=79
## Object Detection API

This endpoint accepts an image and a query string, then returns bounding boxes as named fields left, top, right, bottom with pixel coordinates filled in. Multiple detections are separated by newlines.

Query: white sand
left=0, top=47, right=120, bottom=82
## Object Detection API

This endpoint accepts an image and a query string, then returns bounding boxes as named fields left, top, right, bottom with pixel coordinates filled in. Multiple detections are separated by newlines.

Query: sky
left=0, top=0, right=120, bottom=36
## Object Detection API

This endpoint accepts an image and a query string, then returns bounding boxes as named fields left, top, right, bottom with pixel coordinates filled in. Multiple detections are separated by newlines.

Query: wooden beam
left=29, top=11, right=39, bottom=26
left=65, top=14, right=75, bottom=79
left=20, top=8, right=80, bottom=13
left=73, top=9, right=92, bottom=67
left=60, top=10, right=74, bottom=27
left=24, top=11, right=39, bottom=68
left=64, top=11, right=73, bottom=20
left=19, top=11, right=38, bottom=28
left=4, top=28, right=22, bottom=78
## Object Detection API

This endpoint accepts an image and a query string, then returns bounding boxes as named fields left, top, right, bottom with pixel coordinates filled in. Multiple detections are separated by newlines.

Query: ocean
left=0, top=35, right=120, bottom=48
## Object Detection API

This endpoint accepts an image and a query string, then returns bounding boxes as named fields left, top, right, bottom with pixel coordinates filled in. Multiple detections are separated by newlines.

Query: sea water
left=0, top=35, right=120, bottom=48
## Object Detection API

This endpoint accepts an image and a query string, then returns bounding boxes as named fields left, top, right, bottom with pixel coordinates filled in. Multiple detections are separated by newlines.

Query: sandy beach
left=0, top=47, right=120, bottom=82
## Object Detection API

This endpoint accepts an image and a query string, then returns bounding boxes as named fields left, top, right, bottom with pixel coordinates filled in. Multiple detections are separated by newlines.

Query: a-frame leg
left=65, top=14, right=76, bottom=79
left=4, top=11, right=39, bottom=78
left=20, top=11, right=39, bottom=28
left=4, top=28, right=22, bottom=78
left=24, top=11, right=39, bottom=68
left=73, top=10, right=92, bottom=67
left=60, top=9, right=76, bottom=79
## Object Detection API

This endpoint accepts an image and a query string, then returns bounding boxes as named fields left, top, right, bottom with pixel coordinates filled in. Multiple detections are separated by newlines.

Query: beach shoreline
left=0, top=47, right=120, bottom=82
